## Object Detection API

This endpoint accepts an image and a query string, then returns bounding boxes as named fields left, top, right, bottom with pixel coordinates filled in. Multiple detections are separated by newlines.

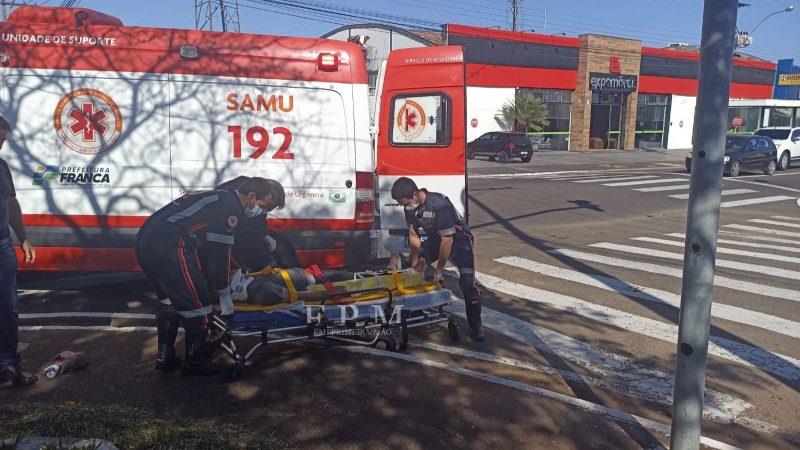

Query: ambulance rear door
left=375, top=46, right=467, bottom=257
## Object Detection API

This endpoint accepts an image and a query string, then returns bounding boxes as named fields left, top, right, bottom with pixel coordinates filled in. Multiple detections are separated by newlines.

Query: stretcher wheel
left=448, top=321, right=460, bottom=342
left=225, top=363, right=244, bottom=383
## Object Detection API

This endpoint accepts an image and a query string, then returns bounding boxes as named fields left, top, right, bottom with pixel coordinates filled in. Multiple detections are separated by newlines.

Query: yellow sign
left=778, top=73, right=800, bottom=86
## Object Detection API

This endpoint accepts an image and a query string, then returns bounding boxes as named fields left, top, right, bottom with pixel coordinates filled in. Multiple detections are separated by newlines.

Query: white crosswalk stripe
left=572, top=175, right=657, bottom=183
left=720, top=196, right=796, bottom=208
left=494, top=256, right=800, bottom=339
left=602, top=178, right=686, bottom=187
left=718, top=230, right=800, bottom=246
left=749, top=218, right=800, bottom=229
left=630, top=237, right=800, bottom=265
left=724, top=224, right=800, bottom=238
left=589, top=242, right=800, bottom=281
left=633, top=184, right=690, bottom=192
left=471, top=270, right=800, bottom=380
left=669, top=189, right=756, bottom=200
left=771, top=215, right=800, bottom=222
left=666, top=233, right=800, bottom=253
left=547, top=248, right=800, bottom=302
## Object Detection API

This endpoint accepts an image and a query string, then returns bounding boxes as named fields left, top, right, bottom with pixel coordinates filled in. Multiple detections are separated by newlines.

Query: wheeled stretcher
left=209, top=268, right=460, bottom=381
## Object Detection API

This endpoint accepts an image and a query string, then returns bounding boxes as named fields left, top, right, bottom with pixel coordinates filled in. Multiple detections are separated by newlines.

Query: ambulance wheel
left=384, top=338, right=397, bottom=352
left=225, top=364, right=244, bottom=383
left=498, top=151, right=510, bottom=163
left=448, top=321, right=460, bottom=342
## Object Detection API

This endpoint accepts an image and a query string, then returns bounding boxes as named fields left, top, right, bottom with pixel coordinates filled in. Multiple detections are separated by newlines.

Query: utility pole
left=669, top=1, right=738, bottom=449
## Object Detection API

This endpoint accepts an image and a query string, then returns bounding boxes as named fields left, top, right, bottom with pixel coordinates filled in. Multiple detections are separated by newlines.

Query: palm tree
left=495, top=94, right=550, bottom=133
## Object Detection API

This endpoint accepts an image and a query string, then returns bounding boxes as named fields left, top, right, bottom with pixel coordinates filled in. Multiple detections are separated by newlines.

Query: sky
left=27, top=0, right=800, bottom=62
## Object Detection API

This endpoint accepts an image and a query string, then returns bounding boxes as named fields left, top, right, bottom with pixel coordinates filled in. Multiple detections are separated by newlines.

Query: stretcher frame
left=209, top=275, right=460, bottom=381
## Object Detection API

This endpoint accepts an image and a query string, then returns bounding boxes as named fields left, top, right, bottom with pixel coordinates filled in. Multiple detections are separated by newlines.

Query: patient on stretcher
left=229, top=259, right=429, bottom=308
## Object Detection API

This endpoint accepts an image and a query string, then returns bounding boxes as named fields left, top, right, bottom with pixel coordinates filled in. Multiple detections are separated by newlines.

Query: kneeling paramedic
left=136, top=178, right=274, bottom=376
left=390, top=177, right=485, bottom=342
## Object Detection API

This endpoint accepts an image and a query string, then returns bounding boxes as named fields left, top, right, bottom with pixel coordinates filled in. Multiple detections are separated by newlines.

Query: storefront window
left=769, top=107, right=793, bottom=127
left=518, top=88, right=571, bottom=150
left=795, top=108, right=800, bottom=127
left=727, top=106, right=761, bottom=133
left=635, top=94, right=668, bottom=149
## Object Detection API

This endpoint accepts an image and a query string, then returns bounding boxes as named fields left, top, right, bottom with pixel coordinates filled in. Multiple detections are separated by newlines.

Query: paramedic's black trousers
left=136, top=229, right=213, bottom=325
left=421, top=236, right=483, bottom=327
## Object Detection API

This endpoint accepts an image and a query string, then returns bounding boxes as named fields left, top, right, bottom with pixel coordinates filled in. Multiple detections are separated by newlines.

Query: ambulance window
left=390, top=93, right=451, bottom=146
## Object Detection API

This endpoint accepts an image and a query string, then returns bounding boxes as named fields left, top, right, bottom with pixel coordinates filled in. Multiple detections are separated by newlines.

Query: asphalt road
left=8, top=151, right=800, bottom=449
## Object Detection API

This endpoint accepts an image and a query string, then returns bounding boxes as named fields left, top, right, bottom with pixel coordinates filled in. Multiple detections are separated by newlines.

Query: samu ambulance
left=0, top=6, right=468, bottom=271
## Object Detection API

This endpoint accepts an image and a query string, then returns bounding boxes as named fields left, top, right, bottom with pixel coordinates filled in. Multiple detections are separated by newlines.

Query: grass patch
left=0, top=403, right=293, bottom=450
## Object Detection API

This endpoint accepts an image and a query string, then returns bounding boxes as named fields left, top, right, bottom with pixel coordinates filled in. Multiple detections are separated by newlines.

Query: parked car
left=685, top=135, right=777, bottom=177
left=754, top=126, right=800, bottom=170
left=467, top=132, right=533, bottom=163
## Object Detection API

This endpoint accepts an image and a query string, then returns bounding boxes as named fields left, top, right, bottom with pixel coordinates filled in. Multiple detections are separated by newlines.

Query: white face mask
left=403, top=201, right=419, bottom=212
left=245, top=205, right=265, bottom=218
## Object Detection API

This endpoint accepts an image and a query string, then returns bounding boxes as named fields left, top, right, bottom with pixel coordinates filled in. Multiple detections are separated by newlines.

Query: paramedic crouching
left=136, top=178, right=275, bottom=376
left=390, top=177, right=485, bottom=342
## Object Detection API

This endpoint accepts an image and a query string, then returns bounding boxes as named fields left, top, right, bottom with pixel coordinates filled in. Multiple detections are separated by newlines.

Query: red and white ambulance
left=0, top=6, right=467, bottom=271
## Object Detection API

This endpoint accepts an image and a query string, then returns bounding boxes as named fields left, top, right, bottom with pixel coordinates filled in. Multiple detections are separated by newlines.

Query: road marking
left=410, top=341, right=737, bottom=417
left=749, top=218, right=800, bottom=229
left=634, top=184, right=690, bottom=192
left=771, top=215, right=800, bottom=222
left=667, top=233, right=800, bottom=253
left=344, top=346, right=740, bottom=450
left=720, top=196, right=795, bottom=208
left=573, top=175, right=658, bottom=183
left=472, top=270, right=800, bottom=381
left=589, top=242, right=800, bottom=281
left=724, top=224, right=800, bottom=238
left=547, top=248, right=800, bottom=302
left=444, top=293, right=751, bottom=422
left=631, top=237, right=800, bottom=265
left=669, top=189, right=757, bottom=200
left=409, top=341, right=758, bottom=437
left=19, top=312, right=155, bottom=320
left=718, top=230, right=800, bottom=246
left=19, top=325, right=155, bottom=332
left=469, top=170, right=590, bottom=180
left=603, top=178, right=687, bottom=187
left=495, top=256, right=800, bottom=339
left=721, top=177, right=800, bottom=194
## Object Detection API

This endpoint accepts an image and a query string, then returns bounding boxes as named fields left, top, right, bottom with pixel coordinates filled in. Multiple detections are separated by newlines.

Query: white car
left=754, top=127, right=800, bottom=170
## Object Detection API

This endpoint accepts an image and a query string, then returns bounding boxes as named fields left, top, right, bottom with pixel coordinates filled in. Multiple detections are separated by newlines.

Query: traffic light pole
left=670, top=1, right=738, bottom=448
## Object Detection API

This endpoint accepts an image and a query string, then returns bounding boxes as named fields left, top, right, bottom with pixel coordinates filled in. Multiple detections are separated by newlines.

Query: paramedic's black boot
left=154, top=306, right=180, bottom=372
left=466, top=300, right=485, bottom=342
left=181, top=321, right=227, bottom=377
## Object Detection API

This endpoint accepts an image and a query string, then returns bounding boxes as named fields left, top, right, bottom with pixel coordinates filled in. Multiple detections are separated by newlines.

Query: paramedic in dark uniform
left=0, top=115, right=38, bottom=386
left=136, top=178, right=274, bottom=376
left=391, top=177, right=485, bottom=342
left=215, top=176, right=298, bottom=270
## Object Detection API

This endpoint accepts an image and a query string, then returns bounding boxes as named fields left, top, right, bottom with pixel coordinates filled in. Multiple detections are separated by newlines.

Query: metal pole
left=218, top=0, right=227, bottom=32
left=670, top=0, right=738, bottom=448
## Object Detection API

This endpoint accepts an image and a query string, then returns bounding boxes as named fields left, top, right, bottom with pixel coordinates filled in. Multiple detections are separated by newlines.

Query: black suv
left=467, top=132, right=533, bottom=163
left=685, top=135, right=777, bottom=177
